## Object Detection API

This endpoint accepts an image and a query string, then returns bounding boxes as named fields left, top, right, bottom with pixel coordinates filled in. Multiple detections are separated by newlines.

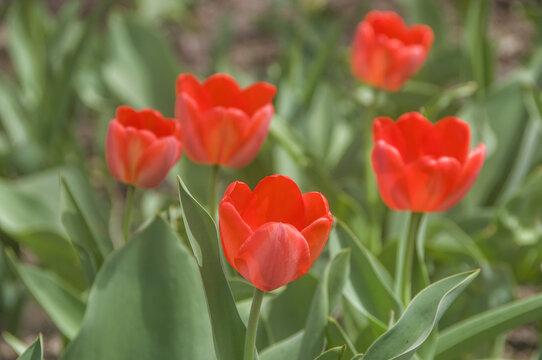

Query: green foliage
left=62, top=217, right=213, bottom=359
left=0, top=0, right=541, bottom=359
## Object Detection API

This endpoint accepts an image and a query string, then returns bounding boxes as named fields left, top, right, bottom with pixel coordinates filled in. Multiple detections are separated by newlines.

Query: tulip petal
left=176, top=73, right=210, bottom=112
left=122, top=127, right=156, bottom=184
left=407, top=24, right=434, bottom=50
left=241, top=175, right=305, bottom=231
left=404, top=156, right=462, bottom=212
left=177, top=94, right=210, bottom=163
left=236, top=82, right=276, bottom=117
left=219, top=201, right=253, bottom=267
left=201, top=107, right=251, bottom=164
left=433, top=117, right=471, bottom=164
left=203, top=74, right=242, bottom=108
left=302, top=192, right=331, bottom=226
left=302, top=217, right=333, bottom=265
left=222, top=181, right=252, bottom=212
left=106, top=120, right=129, bottom=182
left=373, top=117, right=405, bottom=155
left=134, top=137, right=181, bottom=188
left=372, top=140, right=411, bottom=210
left=234, top=222, right=311, bottom=291
left=436, top=144, right=486, bottom=211
left=396, top=112, right=436, bottom=163
left=226, top=105, right=273, bottom=168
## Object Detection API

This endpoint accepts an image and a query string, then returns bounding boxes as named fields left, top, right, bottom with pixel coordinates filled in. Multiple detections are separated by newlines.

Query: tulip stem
left=395, top=212, right=424, bottom=306
left=209, top=165, right=220, bottom=220
left=244, top=288, right=264, bottom=360
left=122, top=185, right=136, bottom=242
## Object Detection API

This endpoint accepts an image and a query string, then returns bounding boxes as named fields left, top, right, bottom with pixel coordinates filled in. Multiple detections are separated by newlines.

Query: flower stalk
left=244, top=288, right=264, bottom=360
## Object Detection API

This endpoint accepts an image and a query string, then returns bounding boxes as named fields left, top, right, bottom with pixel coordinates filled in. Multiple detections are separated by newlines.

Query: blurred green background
left=0, top=0, right=541, bottom=359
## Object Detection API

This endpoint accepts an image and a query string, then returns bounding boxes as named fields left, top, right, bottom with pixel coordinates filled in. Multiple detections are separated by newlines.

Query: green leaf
left=436, top=292, right=542, bottom=359
left=6, top=252, right=85, bottom=340
left=61, top=217, right=213, bottom=360
left=2, top=332, right=27, bottom=355
left=298, top=249, right=351, bottom=360
left=326, top=317, right=357, bottom=359
left=17, top=335, right=43, bottom=360
left=261, top=331, right=304, bottom=360
left=0, top=178, right=85, bottom=289
left=362, top=270, right=480, bottom=360
left=103, top=14, right=181, bottom=116
left=60, top=174, right=112, bottom=283
left=314, top=346, right=346, bottom=360
left=333, top=220, right=402, bottom=329
left=177, top=177, right=245, bottom=360
left=267, top=274, right=318, bottom=341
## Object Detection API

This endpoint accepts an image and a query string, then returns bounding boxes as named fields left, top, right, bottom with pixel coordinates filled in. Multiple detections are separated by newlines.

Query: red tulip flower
left=219, top=175, right=333, bottom=291
left=175, top=73, right=276, bottom=168
left=351, top=11, right=434, bottom=92
left=106, top=106, right=182, bottom=189
left=371, top=112, right=486, bottom=212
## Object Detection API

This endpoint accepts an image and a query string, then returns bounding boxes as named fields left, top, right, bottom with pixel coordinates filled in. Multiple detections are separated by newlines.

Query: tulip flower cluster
left=102, top=9, right=487, bottom=360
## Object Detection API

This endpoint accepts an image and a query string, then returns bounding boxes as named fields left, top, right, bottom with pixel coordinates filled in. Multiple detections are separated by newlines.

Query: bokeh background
left=0, top=0, right=541, bottom=359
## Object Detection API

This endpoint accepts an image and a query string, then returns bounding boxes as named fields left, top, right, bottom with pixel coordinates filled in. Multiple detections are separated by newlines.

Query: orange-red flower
left=351, top=11, right=433, bottom=92
left=219, top=175, right=333, bottom=291
left=371, top=112, right=486, bottom=212
left=175, top=73, right=276, bottom=168
left=106, top=106, right=182, bottom=189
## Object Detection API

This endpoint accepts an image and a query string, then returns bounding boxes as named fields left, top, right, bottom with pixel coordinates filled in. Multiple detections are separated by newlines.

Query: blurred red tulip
left=351, top=11, right=433, bottom=92
left=371, top=112, right=486, bottom=212
left=175, top=73, right=276, bottom=168
left=106, top=106, right=182, bottom=189
left=219, top=175, right=333, bottom=291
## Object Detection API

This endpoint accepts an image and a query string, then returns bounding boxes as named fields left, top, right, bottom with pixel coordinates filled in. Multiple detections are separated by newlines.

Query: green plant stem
left=244, top=288, right=264, bottom=360
left=363, top=89, right=382, bottom=253
left=122, top=185, right=136, bottom=242
left=395, top=212, right=425, bottom=305
left=209, top=165, right=220, bottom=220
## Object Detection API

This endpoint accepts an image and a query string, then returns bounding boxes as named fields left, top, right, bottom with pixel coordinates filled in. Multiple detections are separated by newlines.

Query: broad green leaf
left=261, top=331, right=304, bottom=360
left=103, top=13, right=181, bottom=116
left=61, top=217, right=213, bottom=360
left=2, top=332, right=27, bottom=355
left=298, top=249, right=350, bottom=360
left=0, top=178, right=85, bottom=289
left=267, top=274, right=318, bottom=341
left=464, top=0, right=494, bottom=93
left=326, top=317, right=357, bottom=359
left=17, top=335, right=43, bottom=360
left=60, top=174, right=112, bottom=283
left=177, top=177, right=245, bottom=360
left=499, top=168, right=542, bottom=246
left=497, top=87, right=542, bottom=202
left=333, top=220, right=402, bottom=328
left=362, top=270, right=479, bottom=360
left=6, top=252, right=85, bottom=340
left=314, top=346, right=346, bottom=360
left=436, top=292, right=542, bottom=359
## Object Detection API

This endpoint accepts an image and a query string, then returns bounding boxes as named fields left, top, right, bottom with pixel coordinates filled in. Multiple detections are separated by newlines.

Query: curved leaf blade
left=177, top=176, right=246, bottom=360
left=61, top=217, right=213, bottom=360
left=6, top=252, right=85, bottom=340
left=17, top=335, right=43, bottom=360
left=436, top=292, right=542, bottom=359
left=362, top=270, right=479, bottom=360
left=298, top=249, right=350, bottom=360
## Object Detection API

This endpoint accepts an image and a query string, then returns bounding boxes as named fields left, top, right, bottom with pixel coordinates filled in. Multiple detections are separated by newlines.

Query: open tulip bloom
left=351, top=10, right=434, bottom=92
left=175, top=73, right=276, bottom=168
left=106, top=106, right=183, bottom=189
left=371, top=112, right=486, bottom=212
left=219, top=175, right=333, bottom=292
